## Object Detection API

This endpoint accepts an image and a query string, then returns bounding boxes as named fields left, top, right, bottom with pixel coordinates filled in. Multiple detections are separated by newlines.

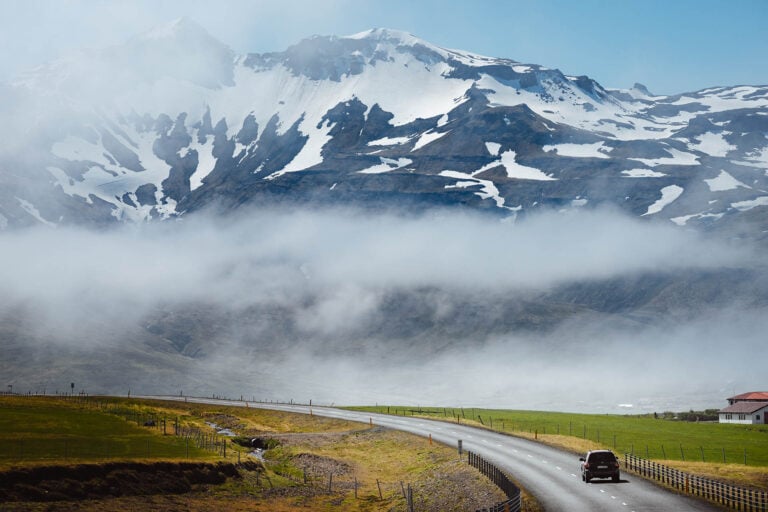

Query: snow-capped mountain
left=1, top=19, right=767, bottom=239
left=3, top=19, right=768, bottom=407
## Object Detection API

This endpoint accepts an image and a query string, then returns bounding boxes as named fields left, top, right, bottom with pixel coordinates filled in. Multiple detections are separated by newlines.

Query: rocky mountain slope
left=0, top=18, right=766, bottom=240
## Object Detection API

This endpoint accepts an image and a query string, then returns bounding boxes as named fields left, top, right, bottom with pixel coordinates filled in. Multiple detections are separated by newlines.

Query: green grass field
left=350, top=406, right=768, bottom=467
left=0, top=396, right=212, bottom=464
left=0, top=395, right=513, bottom=511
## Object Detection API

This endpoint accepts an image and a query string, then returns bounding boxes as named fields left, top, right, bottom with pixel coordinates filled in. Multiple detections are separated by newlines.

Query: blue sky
left=1, top=0, right=766, bottom=94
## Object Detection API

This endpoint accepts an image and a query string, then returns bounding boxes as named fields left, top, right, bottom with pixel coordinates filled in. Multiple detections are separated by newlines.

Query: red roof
left=728, top=391, right=768, bottom=402
left=719, top=401, right=768, bottom=414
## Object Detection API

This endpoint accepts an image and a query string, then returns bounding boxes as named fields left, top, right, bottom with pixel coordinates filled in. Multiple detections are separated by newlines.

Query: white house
left=718, top=392, right=768, bottom=424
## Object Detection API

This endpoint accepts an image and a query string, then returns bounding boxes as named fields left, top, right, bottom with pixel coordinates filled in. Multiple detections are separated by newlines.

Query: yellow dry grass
left=1, top=397, right=515, bottom=511
left=460, top=420, right=768, bottom=492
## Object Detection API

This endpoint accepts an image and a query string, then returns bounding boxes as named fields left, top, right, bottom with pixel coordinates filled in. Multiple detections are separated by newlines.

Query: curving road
left=147, top=396, right=717, bottom=512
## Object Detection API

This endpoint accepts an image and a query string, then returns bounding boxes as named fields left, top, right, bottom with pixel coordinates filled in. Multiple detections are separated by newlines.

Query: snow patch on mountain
left=187, top=136, right=217, bottom=191
left=275, top=120, right=330, bottom=177
left=622, top=169, right=667, bottom=178
left=440, top=170, right=516, bottom=209
left=413, top=130, right=449, bottom=151
left=476, top=73, right=675, bottom=141
left=358, top=157, right=412, bottom=174
left=662, top=87, right=768, bottom=122
left=543, top=142, right=611, bottom=158
left=15, top=197, right=56, bottom=227
left=704, top=170, right=750, bottom=192
left=688, top=132, right=736, bottom=157
left=499, top=151, right=555, bottom=181
left=630, top=148, right=699, bottom=167
left=368, top=136, right=411, bottom=146
left=643, top=185, right=684, bottom=216
left=736, top=145, right=768, bottom=169
left=732, top=196, right=768, bottom=212
left=485, top=142, right=501, bottom=156
left=671, top=212, right=725, bottom=226
left=48, top=122, right=176, bottom=221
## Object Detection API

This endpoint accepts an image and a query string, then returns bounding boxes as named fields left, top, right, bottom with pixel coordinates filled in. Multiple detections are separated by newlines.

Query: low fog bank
left=0, top=207, right=764, bottom=413
left=178, top=304, right=766, bottom=414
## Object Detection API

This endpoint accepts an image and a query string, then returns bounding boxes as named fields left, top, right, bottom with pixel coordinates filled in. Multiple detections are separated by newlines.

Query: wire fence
left=624, top=454, right=768, bottom=511
left=2, top=395, right=506, bottom=511
left=467, top=451, right=522, bottom=512
left=268, top=465, right=422, bottom=511
left=378, top=406, right=768, bottom=467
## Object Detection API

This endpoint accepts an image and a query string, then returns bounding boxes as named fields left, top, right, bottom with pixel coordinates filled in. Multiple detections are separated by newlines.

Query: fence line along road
left=468, top=451, right=522, bottom=512
left=146, top=396, right=720, bottom=511
left=624, top=454, right=767, bottom=512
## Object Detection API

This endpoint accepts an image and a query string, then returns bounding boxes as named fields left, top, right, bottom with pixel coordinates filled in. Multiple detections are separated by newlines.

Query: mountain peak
left=244, top=27, right=452, bottom=82
left=632, top=82, right=653, bottom=96
left=136, top=16, right=212, bottom=42
left=118, top=17, right=235, bottom=88
left=346, top=28, right=425, bottom=45
left=345, top=27, right=452, bottom=60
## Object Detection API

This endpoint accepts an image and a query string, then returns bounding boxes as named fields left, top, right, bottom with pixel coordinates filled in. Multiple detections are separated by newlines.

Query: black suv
left=579, top=450, right=620, bottom=482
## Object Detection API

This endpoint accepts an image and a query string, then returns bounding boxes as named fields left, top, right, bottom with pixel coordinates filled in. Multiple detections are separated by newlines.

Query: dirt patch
left=202, top=413, right=244, bottom=431
left=409, top=459, right=508, bottom=511
left=0, top=461, right=258, bottom=502
left=291, top=453, right=352, bottom=477
left=242, top=428, right=366, bottom=444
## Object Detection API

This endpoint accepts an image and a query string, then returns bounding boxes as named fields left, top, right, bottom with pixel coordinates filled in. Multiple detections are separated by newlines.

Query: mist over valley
left=1, top=17, right=767, bottom=413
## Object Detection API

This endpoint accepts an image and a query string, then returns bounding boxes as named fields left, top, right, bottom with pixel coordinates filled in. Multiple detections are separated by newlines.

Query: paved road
left=147, top=396, right=717, bottom=512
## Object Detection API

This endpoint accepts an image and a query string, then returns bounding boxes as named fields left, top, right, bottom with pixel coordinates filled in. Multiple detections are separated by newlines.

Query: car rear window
left=589, top=452, right=616, bottom=463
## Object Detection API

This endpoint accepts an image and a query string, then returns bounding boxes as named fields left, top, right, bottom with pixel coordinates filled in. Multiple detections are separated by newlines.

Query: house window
left=757, top=415, right=761, bottom=421
left=738, top=414, right=746, bottom=420
left=725, top=414, right=732, bottom=420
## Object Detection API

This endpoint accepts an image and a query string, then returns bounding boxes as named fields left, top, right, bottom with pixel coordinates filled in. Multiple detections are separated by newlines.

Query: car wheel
left=612, top=473, right=620, bottom=483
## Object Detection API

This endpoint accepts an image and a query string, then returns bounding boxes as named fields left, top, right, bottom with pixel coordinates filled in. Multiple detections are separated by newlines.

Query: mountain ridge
left=0, top=19, right=766, bottom=242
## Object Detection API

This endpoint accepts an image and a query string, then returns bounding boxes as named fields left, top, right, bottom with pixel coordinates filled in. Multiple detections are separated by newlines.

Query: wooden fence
left=624, top=454, right=767, bottom=511
left=467, top=451, right=522, bottom=512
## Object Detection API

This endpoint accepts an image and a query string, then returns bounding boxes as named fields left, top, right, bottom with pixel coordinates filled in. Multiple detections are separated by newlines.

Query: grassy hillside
left=0, top=396, right=215, bottom=465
